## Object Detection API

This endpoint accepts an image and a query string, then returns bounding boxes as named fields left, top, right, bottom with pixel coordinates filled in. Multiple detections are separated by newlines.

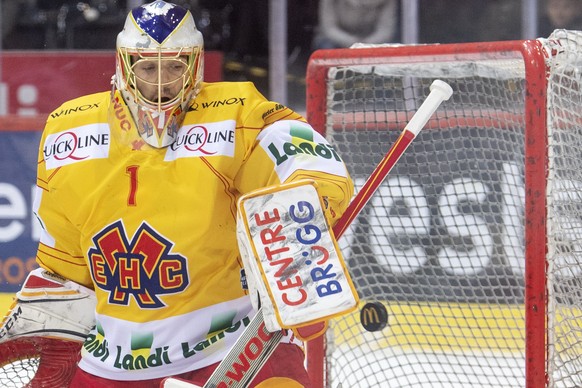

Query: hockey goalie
left=0, top=1, right=355, bottom=387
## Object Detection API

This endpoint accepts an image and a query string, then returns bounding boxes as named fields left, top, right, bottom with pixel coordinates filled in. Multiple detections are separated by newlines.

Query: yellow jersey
left=33, top=81, right=353, bottom=380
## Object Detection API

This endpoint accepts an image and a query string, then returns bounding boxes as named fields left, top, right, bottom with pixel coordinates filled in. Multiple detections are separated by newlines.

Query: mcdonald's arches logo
left=360, top=302, right=388, bottom=332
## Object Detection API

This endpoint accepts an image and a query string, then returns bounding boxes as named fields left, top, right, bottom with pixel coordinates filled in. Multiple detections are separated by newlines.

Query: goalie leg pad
left=0, top=268, right=96, bottom=343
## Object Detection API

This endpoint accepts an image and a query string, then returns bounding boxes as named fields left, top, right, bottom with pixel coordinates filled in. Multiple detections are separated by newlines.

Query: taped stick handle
left=333, top=79, right=453, bottom=239
left=406, top=80, right=453, bottom=136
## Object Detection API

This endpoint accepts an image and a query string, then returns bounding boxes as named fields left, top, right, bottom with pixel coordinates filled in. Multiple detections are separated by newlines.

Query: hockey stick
left=163, top=80, right=454, bottom=388
left=332, top=79, right=453, bottom=238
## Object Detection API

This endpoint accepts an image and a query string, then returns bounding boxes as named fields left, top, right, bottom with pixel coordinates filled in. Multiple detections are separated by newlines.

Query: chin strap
left=121, top=88, right=188, bottom=148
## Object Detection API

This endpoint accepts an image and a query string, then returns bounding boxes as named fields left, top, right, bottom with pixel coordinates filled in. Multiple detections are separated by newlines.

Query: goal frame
left=304, top=40, right=548, bottom=388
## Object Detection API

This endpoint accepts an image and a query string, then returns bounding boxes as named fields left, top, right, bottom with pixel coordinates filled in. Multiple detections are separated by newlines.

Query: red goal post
left=305, top=30, right=582, bottom=388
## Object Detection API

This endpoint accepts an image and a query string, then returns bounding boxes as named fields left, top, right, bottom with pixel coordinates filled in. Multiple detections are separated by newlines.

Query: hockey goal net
left=305, top=30, right=582, bottom=388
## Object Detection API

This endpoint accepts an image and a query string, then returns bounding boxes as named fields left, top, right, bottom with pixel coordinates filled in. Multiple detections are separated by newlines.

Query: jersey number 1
left=126, top=165, right=139, bottom=206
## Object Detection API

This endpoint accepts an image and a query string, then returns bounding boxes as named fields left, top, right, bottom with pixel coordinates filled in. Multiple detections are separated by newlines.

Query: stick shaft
left=333, top=79, right=453, bottom=238
left=332, top=128, right=415, bottom=238
left=204, top=309, right=282, bottom=388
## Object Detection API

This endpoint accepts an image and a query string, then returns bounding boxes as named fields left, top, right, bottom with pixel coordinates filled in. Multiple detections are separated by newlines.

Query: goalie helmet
left=114, top=0, right=204, bottom=148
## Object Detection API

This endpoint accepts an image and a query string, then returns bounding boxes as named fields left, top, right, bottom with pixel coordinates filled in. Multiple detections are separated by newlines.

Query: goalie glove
left=236, top=180, right=359, bottom=340
left=0, top=268, right=96, bottom=343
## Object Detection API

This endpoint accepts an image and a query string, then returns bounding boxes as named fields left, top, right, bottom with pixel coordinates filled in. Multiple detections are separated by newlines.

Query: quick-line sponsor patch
left=43, top=123, right=110, bottom=169
left=165, top=120, right=236, bottom=160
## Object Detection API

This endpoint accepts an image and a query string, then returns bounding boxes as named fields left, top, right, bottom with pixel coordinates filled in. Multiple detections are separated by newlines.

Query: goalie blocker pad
left=236, top=180, right=359, bottom=339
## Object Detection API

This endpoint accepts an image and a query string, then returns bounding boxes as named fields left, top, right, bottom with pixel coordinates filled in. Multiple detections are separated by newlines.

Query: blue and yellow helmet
left=115, top=1, right=204, bottom=148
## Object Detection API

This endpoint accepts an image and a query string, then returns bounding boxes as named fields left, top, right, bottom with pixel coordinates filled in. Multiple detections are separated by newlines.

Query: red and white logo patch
left=165, top=120, right=236, bottom=160
left=43, top=124, right=110, bottom=169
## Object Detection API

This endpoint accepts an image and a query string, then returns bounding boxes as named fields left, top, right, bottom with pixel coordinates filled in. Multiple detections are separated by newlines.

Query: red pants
left=70, top=343, right=311, bottom=387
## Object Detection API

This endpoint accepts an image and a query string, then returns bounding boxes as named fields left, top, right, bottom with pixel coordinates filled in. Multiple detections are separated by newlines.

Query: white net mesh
left=323, top=55, right=527, bottom=388
left=307, top=29, right=582, bottom=388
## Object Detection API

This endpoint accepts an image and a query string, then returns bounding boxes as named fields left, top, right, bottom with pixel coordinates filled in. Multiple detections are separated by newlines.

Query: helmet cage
left=117, top=45, right=202, bottom=114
